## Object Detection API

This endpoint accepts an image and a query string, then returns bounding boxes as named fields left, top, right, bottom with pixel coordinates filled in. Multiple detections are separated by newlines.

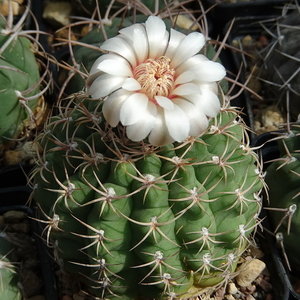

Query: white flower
left=87, top=16, right=226, bottom=146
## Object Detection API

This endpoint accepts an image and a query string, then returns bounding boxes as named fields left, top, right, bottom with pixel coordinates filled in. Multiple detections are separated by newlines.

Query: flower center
left=133, top=56, right=175, bottom=101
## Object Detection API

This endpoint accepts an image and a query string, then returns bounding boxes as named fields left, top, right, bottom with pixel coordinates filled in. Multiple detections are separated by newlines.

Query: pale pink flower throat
left=133, top=56, right=175, bottom=102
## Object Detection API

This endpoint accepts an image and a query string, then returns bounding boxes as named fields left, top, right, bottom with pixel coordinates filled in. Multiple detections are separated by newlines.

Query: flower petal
left=174, top=70, right=194, bottom=85
left=155, top=96, right=174, bottom=110
left=122, top=78, right=141, bottom=91
left=192, top=61, right=226, bottom=82
left=126, top=101, right=157, bottom=141
left=148, top=107, right=174, bottom=146
left=87, top=54, right=126, bottom=88
left=89, top=53, right=125, bottom=76
left=88, top=74, right=125, bottom=98
left=172, top=83, right=201, bottom=96
left=164, top=104, right=190, bottom=142
left=175, top=54, right=209, bottom=75
left=173, top=98, right=209, bottom=136
left=103, top=90, right=132, bottom=127
left=170, top=32, right=206, bottom=68
left=119, top=24, right=148, bottom=64
left=97, top=59, right=133, bottom=76
left=101, top=36, right=137, bottom=67
left=164, top=28, right=186, bottom=59
left=145, top=16, right=169, bottom=59
left=120, top=93, right=149, bottom=125
left=184, top=83, right=221, bottom=117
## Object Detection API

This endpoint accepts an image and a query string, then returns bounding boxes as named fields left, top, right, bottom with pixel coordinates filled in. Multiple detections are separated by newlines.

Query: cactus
left=0, top=0, right=48, bottom=154
left=244, top=3, right=300, bottom=276
left=0, top=234, right=22, bottom=300
left=31, top=13, right=264, bottom=300
left=262, top=8, right=300, bottom=121
left=264, top=124, right=300, bottom=275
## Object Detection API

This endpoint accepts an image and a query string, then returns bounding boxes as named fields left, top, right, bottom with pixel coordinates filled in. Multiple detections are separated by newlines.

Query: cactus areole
left=32, top=16, right=264, bottom=299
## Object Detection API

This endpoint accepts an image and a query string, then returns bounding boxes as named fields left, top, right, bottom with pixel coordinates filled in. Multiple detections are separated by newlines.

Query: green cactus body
left=0, top=235, right=22, bottom=300
left=0, top=17, right=41, bottom=151
left=31, top=93, right=264, bottom=299
left=265, top=125, right=300, bottom=275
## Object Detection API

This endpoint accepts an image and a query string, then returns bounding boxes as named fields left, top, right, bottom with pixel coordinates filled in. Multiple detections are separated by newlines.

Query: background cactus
left=0, top=234, right=21, bottom=300
left=30, top=6, right=265, bottom=300
left=264, top=124, right=300, bottom=276
left=263, top=8, right=300, bottom=121
left=0, top=0, right=49, bottom=158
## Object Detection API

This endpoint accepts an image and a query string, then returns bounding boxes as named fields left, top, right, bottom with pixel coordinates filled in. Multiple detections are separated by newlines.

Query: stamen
left=134, top=56, right=175, bottom=101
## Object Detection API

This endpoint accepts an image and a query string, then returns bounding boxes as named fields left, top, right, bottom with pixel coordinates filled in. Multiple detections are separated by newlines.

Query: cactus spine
left=31, top=13, right=264, bottom=300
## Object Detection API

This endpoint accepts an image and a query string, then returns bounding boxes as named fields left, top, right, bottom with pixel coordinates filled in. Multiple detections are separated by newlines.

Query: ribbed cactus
left=264, top=124, right=300, bottom=275
left=0, top=7, right=42, bottom=153
left=31, top=14, right=264, bottom=300
left=262, top=9, right=300, bottom=121
left=0, top=234, right=21, bottom=300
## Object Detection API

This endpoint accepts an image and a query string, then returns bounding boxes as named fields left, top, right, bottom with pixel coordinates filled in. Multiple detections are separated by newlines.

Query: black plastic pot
left=0, top=164, right=33, bottom=187
left=0, top=179, right=58, bottom=300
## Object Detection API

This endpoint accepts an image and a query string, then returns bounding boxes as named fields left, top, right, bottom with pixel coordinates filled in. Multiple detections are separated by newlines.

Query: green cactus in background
left=0, top=6, right=42, bottom=153
left=30, top=12, right=264, bottom=300
left=0, top=234, right=22, bottom=300
left=264, top=124, right=300, bottom=275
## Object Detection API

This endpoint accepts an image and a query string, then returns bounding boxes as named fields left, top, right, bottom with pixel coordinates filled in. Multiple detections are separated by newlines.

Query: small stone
left=261, top=105, right=285, bottom=128
left=240, top=284, right=256, bottom=294
left=242, top=35, right=254, bottom=47
left=73, top=291, right=86, bottom=300
left=3, top=149, right=28, bottom=166
left=224, top=294, right=235, bottom=300
left=4, top=210, right=27, bottom=223
left=215, top=287, right=226, bottom=298
left=21, top=269, right=42, bottom=298
left=23, top=258, right=39, bottom=271
left=236, top=259, right=266, bottom=287
left=8, top=222, right=30, bottom=233
left=0, top=0, right=24, bottom=16
left=174, top=15, right=198, bottom=30
left=256, top=277, right=273, bottom=292
left=227, top=282, right=238, bottom=294
left=265, top=292, right=273, bottom=300
left=248, top=245, right=264, bottom=259
left=43, top=2, right=73, bottom=27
